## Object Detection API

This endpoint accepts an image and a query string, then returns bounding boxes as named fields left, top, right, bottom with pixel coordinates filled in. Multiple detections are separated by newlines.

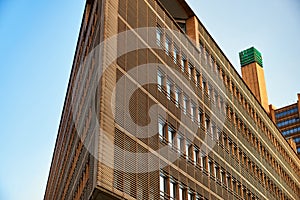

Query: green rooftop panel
left=239, top=47, right=263, bottom=67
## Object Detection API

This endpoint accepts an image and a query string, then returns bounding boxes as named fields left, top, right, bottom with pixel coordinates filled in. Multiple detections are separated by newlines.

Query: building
left=239, top=47, right=269, bottom=113
left=269, top=94, right=300, bottom=154
left=44, top=0, right=300, bottom=200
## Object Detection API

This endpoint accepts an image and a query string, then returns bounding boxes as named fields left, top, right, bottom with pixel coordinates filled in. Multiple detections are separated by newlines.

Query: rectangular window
left=175, top=87, right=181, bottom=107
left=221, top=169, right=226, bottom=184
left=173, top=45, right=179, bottom=64
left=196, top=194, right=203, bottom=200
left=215, top=164, right=220, bottom=180
left=205, top=51, right=209, bottom=65
left=205, top=116, right=210, bottom=133
left=194, top=147, right=199, bottom=165
left=160, top=173, right=167, bottom=197
left=188, top=62, right=193, bottom=80
left=170, top=180, right=176, bottom=200
left=186, top=140, right=190, bottom=159
left=227, top=174, right=232, bottom=189
left=202, top=79, right=207, bottom=92
left=210, top=56, right=214, bottom=68
left=208, top=159, right=214, bottom=176
left=188, top=190, right=194, bottom=200
left=158, top=118, right=165, bottom=139
left=157, top=70, right=164, bottom=91
left=179, top=185, right=185, bottom=200
left=177, top=134, right=183, bottom=153
left=166, top=79, right=172, bottom=100
left=201, top=153, right=207, bottom=170
left=168, top=126, right=175, bottom=147
left=207, top=84, right=212, bottom=98
left=191, top=102, right=196, bottom=122
left=195, top=70, right=200, bottom=87
left=198, top=108, right=203, bottom=127
left=165, top=35, right=171, bottom=55
left=183, top=95, right=188, bottom=115
left=156, top=26, right=163, bottom=47
left=181, top=54, right=186, bottom=72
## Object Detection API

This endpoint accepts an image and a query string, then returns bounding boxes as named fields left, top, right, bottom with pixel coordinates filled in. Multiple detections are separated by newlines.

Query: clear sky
left=0, top=0, right=299, bottom=200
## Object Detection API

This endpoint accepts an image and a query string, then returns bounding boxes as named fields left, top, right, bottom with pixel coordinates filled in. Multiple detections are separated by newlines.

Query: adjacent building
left=44, top=0, right=300, bottom=200
left=269, top=94, right=300, bottom=154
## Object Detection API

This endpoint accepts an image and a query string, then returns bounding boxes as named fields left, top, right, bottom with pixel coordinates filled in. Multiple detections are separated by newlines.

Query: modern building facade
left=269, top=94, right=300, bottom=155
left=44, top=0, right=300, bottom=200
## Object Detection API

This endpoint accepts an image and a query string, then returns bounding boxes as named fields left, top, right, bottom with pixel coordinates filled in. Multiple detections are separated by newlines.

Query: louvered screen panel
left=169, top=165, right=179, bottom=180
left=178, top=168, right=188, bottom=185
left=215, top=182, right=223, bottom=197
left=149, top=170, right=160, bottom=199
left=118, top=0, right=126, bottom=19
left=138, top=0, right=148, bottom=28
left=210, top=181, right=216, bottom=194
left=117, top=19, right=126, bottom=71
left=113, top=128, right=124, bottom=192
left=187, top=162, right=195, bottom=177
left=124, top=135, right=137, bottom=198
left=127, top=0, right=137, bottom=29
left=115, top=69, right=125, bottom=127
left=136, top=144, right=148, bottom=173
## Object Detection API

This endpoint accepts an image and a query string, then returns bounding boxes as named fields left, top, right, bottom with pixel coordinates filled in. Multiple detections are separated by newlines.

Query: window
left=205, top=115, right=210, bottom=133
left=232, top=179, right=236, bottom=193
left=158, top=118, right=165, bottom=139
left=208, top=159, right=214, bottom=176
left=202, top=79, right=207, bottom=94
left=210, top=56, right=214, bottom=68
left=177, top=133, right=183, bottom=153
left=183, top=95, right=188, bottom=115
left=168, top=126, right=176, bottom=147
left=194, top=147, right=199, bottom=165
left=207, top=84, right=213, bottom=98
left=166, top=79, right=172, bottom=100
left=195, top=70, right=200, bottom=87
left=170, top=180, right=176, bottom=200
left=186, top=140, right=190, bottom=159
left=160, top=173, right=167, bottom=198
left=205, top=50, right=209, bottom=65
left=173, top=45, right=179, bottom=64
left=198, top=108, right=203, bottom=127
left=277, top=117, right=300, bottom=127
left=215, top=164, right=220, bottom=180
left=227, top=174, right=232, bottom=189
left=165, top=35, right=171, bottom=55
left=211, top=122, right=216, bottom=139
left=188, top=190, right=194, bottom=200
left=282, top=126, right=300, bottom=136
left=181, top=54, right=187, bottom=72
left=201, top=153, right=207, bottom=170
left=221, top=169, right=226, bottom=184
left=179, top=185, right=185, bottom=200
left=175, top=87, right=181, bottom=107
left=191, top=102, right=196, bottom=122
left=157, top=70, right=164, bottom=91
left=275, top=106, right=298, bottom=118
left=196, top=194, right=203, bottom=200
left=156, top=26, right=163, bottom=47
left=188, top=62, right=193, bottom=80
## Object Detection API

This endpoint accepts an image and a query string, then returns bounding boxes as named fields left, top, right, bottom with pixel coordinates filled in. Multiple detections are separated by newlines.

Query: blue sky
left=0, top=0, right=299, bottom=200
